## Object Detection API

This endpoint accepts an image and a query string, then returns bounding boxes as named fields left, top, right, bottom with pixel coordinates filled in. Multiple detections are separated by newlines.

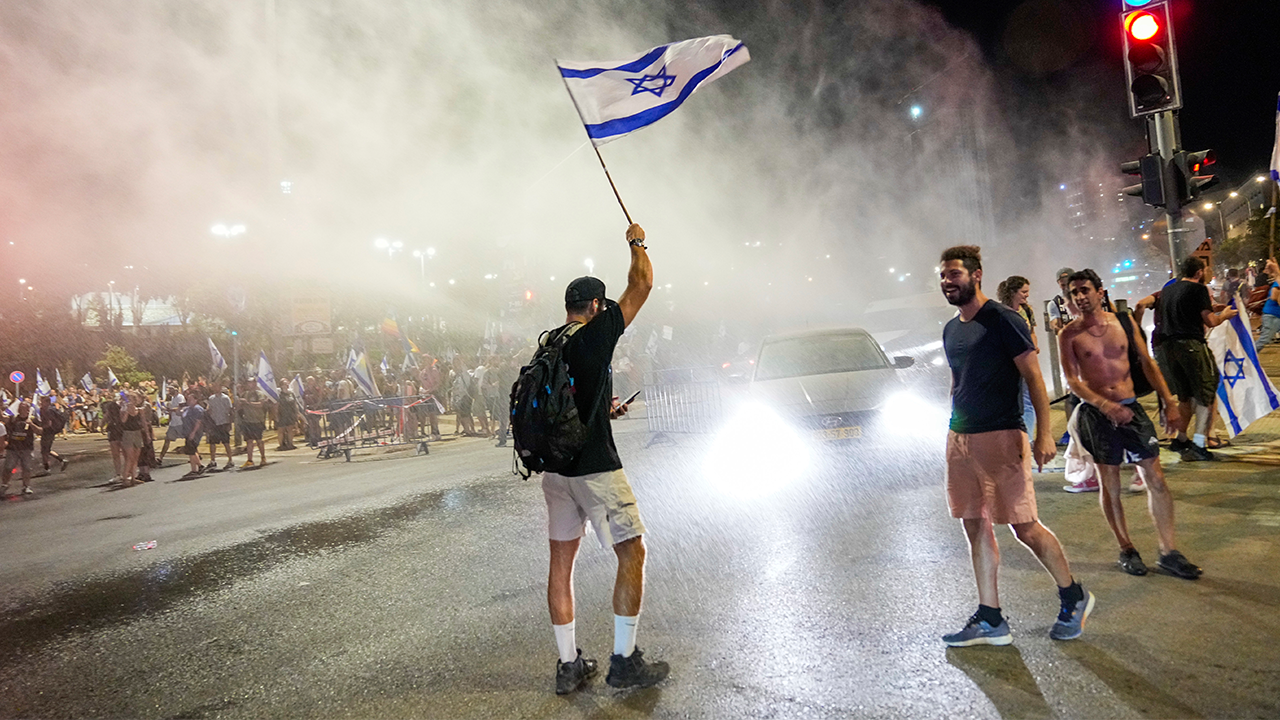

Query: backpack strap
left=539, top=321, right=585, bottom=349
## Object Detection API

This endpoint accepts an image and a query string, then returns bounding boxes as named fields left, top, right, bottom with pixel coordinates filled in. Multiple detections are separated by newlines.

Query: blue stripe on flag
left=1230, top=311, right=1280, bottom=411
left=1216, top=381, right=1242, bottom=435
left=581, top=43, right=746, bottom=140
left=558, top=46, right=669, bottom=79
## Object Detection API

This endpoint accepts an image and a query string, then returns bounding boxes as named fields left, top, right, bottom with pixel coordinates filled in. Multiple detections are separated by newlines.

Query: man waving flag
left=558, top=35, right=749, bottom=148
left=209, top=338, right=228, bottom=379
left=1208, top=291, right=1280, bottom=436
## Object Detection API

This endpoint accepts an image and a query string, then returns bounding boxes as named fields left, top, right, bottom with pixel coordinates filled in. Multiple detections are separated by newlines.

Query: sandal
left=1206, top=436, right=1231, bottom=449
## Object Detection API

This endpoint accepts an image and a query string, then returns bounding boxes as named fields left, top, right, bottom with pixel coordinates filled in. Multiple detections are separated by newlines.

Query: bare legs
left=1100, top=459, right=1178, bottom=555
left=547, top=535, right=647, bottom=623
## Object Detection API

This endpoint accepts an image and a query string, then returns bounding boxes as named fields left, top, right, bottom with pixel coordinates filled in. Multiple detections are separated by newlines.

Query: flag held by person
left=290, top=375, right=306, bottom=408
left=557, top=35, right=749, bottom=147
left=81, top=372, right=94, bottom=392
left=209, top=338, right=227, bottom=378
left=1208, top=292, right=1280, bottom=436
left=380, top=355, right=390, bottom=374
left=350, top=352, right=380, bottom=397
left=107, top=368, right=119, bottom=388
left=55, top=368, right=65, bottom=392
left=1270, top=91, right=1279, bottom=182
left=255, top=351, right=280, bottom=401
left=35, top=369, right=52, bottom=397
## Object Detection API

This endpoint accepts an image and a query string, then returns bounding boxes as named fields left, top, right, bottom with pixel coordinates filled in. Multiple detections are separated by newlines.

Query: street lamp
left=374, top=237, right=404, bottom=260
left=412, top=247, right=436, bottom=280
left=211, top=223, right=246, bottom=239
left=584, top=258, right=595, bottom=274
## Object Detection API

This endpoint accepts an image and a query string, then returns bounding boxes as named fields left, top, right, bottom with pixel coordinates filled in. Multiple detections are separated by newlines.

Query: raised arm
left=616, top=223, right=653, bottom=328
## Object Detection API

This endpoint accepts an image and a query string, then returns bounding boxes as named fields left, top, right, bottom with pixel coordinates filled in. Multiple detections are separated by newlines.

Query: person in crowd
left=1156, top=256, right=1238, bottom=461
left=997, top=276, right=1040, bottom=437
left=119, top=390, right=145, bottom=487
left=1257, top=259, right=1280, bottom=348
left=937, top=245, right=1092, bottom=648
left=36, top=395, right=68, bottom=476
left=157, top=382, right=186, bottom=465
left=2, top=401, right=37, bottom=496
left=136, top=391, right=157, bottom=483
left=204, top=383, right=234, bottom=472
left=238, top=386, right=268, bottom=467
left=304, top=375, right=324, bottom=447
left=418, top=358, right=443, bottom=441
left=102, top=392, right=124, bottom=482
left=1059, top=269, right=1202, bottom=579
left=181, top=393, right=207, bottom=477
left=451, top=356, right=477, bottom=436
left=276, top=382, right=300, bottom=451
left=490, top=357, right=516, bottom=447
left=539, top=223, right=667, bottom=694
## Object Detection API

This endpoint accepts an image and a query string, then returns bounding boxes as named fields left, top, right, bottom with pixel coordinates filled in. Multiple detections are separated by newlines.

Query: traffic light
left=1121, top=154, right=1166, bottom=207
left=1120, top=2, right=1181, bottom=117
left=1171, top=149, right=1217, bottom=205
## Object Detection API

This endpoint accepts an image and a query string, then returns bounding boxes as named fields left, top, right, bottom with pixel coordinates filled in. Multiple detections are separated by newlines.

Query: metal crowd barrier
left=307, top=394, right=441, bottom=461
left=642, top=367, right=723, bottom=440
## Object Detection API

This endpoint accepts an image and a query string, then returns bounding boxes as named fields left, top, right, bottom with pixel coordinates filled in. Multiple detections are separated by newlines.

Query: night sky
left=924, top=0, right=1279, bottom=182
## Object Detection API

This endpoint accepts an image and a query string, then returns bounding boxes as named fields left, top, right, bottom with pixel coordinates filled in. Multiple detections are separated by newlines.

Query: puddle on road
left=0, top=482, right=514, bottom=664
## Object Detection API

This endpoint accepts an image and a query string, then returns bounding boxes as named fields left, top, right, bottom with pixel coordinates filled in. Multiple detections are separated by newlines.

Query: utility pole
left=1152, top=111, right=1183, bottom=273
left=232, top=332, right=241, bottom=450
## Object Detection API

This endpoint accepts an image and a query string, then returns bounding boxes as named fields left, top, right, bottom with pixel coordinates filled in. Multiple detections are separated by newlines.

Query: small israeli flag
left=107, top=368, right=119, bottom=388
left=256, top=351, right=280, bottom=401
left=3, top=399, right=17, bottom=417
left=81, top=372, right=94, bottom=392
left=1208, top=292, right=1280, bottom=436
left=55, top=368, right=65, bottom=392
left=380, top=355, right=390, bottom=374
left=290, top=375, right=306, bottom=408
left=209, top=338, right=228, bottom=378
left=350, top=352, right=380, bottom=397
left=558, top=35, right=749, bottom=147
left=35, top=369, right=52, bottom=397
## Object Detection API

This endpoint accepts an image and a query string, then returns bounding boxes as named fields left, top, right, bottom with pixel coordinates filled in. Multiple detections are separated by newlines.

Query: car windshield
left=754, top=333, right=889, bottom=381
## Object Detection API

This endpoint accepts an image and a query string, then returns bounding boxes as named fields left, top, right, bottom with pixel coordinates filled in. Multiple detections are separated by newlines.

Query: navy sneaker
left=1157, top=550, right=1203, bottom=579
left=942, top=614, right=1012, bottom=647
left=1050, top=590, right=1095, bottom=640
left=605, top=648, right=669, bottom=689
left=554, top=649, right=597, bottom=695
left=1118, top=548, right=1148, bottom=576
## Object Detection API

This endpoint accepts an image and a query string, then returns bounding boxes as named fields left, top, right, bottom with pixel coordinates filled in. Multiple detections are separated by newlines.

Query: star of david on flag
left=557, top=35, right=749, bottom=147
left=1208, top=291, right=1280, bottom=436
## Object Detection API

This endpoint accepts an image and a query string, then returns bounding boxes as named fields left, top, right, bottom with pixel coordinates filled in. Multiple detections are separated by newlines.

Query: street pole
left=1153, top=110, right=1182, bottom=274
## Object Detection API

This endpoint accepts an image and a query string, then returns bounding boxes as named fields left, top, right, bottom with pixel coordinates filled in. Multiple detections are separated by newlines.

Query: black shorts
left=1076, top=401, right=1160, bottom=466
left=40, top=434, right=56, bottom=452
left=182, top=440, right=201, bottom=456
left=1155, top=338, right=1219, bottom=405
left=242, top=422, right=264, bottom=441
left=208, top=424, right=231, bottom=445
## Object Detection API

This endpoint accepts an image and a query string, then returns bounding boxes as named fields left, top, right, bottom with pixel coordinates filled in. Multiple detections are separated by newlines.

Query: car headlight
left=703, top=400, right=811, bottom=500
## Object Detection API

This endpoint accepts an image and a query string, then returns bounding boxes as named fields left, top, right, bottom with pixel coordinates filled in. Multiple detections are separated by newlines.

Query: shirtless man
left=1058, top=269, right=1203, bottom=580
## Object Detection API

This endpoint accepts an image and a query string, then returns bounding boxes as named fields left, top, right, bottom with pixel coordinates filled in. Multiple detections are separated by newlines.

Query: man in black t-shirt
left=1156, top=256, right=1238, bottom=461
left=540, top=222, right=668, bottom=695
left=938, top=245, right=1092, bottom=648
left=2, top=401, right=37, bottom=496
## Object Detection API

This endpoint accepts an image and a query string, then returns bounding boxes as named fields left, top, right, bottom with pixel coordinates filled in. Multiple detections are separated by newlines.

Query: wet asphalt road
left=0, top=419, right=1277, bottom=719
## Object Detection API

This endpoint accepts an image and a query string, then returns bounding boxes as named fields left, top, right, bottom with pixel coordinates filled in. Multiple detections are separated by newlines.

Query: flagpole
left=558, top=69, right=633, bottom=225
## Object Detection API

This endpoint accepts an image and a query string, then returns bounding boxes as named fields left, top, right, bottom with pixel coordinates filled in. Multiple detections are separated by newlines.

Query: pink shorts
left=945, top=429, right=1038, bottom=525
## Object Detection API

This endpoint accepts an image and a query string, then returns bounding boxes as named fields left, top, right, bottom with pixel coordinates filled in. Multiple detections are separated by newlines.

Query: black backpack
left=1116, top=311, right=1155, bottom=397
left=509, top=323, right=590, bottom=479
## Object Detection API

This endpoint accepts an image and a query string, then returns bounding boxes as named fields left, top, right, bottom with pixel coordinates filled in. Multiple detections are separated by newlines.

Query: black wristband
left=629, top=239, right=646, bottom=249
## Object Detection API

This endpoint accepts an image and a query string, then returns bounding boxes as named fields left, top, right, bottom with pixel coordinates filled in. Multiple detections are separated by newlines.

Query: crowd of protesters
left=0, top=350, right=525, bottom=497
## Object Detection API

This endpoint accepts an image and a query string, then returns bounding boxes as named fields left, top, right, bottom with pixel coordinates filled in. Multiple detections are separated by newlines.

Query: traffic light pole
left=1152, top=110, right=1183, bottom=274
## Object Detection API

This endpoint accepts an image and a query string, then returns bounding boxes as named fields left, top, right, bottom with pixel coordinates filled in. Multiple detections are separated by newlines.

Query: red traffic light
left=1125, top=11, right=1161, bottom=41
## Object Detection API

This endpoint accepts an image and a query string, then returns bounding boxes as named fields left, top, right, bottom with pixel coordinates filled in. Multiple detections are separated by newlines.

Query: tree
left=1215, top=208, right=1273, bottom=268
left=94, top=345, right=153, bottom=387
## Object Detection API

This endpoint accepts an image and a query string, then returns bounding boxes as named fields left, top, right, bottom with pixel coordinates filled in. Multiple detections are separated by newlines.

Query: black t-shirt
left=560, top=303, right=626, bottom=477
left=4, top=417, right=35, bottom=450
left=1159, top=279, right=1211, bottom=342
left=943, top=300, right=1036, bottom=434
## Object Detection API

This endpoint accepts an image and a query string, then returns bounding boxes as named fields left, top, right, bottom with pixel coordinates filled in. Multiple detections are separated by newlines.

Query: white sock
left=613, top=615, right=639, bottom=658
left=1193, top=433, right=1206, bottom=448
left=553, top=622, right=577, bottom=664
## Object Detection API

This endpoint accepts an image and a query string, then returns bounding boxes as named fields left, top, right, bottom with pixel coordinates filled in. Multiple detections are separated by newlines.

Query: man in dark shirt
left=1156, top=256, right=1237, bottom=461
left=36, top=395, right=68, bottom=475
left=2, top=401, right=37, bottom=496
left=938, top=245, right=1092, bottom=647
left=541, top=222, right=666, bottom=695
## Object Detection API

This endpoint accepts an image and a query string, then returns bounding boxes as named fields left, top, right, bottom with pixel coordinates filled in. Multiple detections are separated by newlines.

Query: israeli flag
left=380, top=355, right=390, bottom=374
left=1271, top=92, right=1280, bottom=182
left=557, top=35, right=749, bottom=147
left=350, top=352, right=380, bottom=397
left=256, top=351, right=280, bottom=401
left=209, top=338, right=227, bottom=378
left=290, top=375, right=306, bottom=408
left=35, top=369, right=52, bottom=397
left=3, top=399, right=17, bottom=417
left=107, top=368, right=119, bottom=388
left=81, top=372, right=94, bottom=392
left=56, top=369, right=65, bottom=392
left=1208, top=292, right=1280, bottom=436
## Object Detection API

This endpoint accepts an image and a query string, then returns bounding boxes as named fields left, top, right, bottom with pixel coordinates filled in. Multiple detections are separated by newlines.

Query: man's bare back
left=1060, top=311, right=1135, bottom=404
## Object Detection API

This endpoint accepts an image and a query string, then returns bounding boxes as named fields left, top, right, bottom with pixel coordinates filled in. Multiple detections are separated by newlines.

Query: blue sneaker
left=1050, top=590, right=1095, bottom=640
left=942, top=614, right=1013, bottom=647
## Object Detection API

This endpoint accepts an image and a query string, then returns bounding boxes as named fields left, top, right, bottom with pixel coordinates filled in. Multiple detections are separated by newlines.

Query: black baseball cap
left=565, top=276, right=609, bottom=305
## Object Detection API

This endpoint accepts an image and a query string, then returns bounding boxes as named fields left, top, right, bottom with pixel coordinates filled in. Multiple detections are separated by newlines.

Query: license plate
left=815, top=426, right=862, bottom=440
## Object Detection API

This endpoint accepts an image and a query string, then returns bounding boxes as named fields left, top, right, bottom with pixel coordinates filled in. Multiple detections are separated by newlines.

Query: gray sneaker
left=942, top=614, right=1012, bottom=647
left=1050, top=590, right=1095, bottom=640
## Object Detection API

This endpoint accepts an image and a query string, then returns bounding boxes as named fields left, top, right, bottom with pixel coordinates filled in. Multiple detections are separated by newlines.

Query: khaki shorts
left=121, top=430, right=144, bottom=450
left=542, top=469, right=646, bottom=547
left=945, top=429, right=1038, bottom=525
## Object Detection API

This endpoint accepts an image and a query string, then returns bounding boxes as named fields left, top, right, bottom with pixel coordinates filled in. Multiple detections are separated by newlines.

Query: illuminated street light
left=584, top=258, right=595, bottom=274
left=909, top=105, right=923, bottom=120
left=17, top=278, right=25, bottom=284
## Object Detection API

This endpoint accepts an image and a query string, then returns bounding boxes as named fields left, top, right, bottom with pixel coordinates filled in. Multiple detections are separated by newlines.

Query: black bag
left=1116, top=311, right=1155, bottom=397
left=509, top=323, right=590, bottom=479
